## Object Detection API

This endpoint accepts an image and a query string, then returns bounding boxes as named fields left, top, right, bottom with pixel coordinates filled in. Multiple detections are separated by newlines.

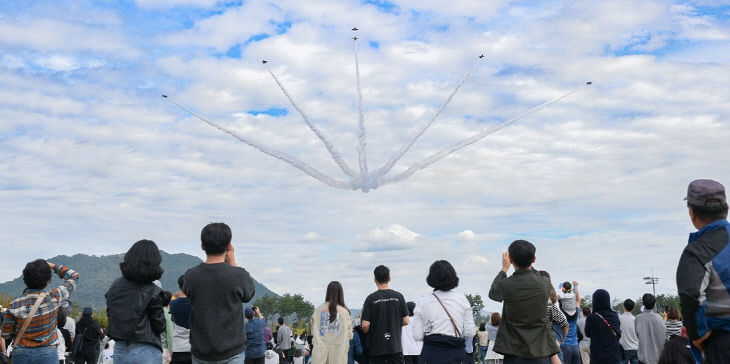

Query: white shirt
left=55, top=329, right=66, bottom=361
left=411, top=290, right=477, bottom=341
left=401, top=321, right=423, bottom=355
left=101, top=340, right=115, bottom=364
left=619, top=312, right=639, bottom=350
left=64, top=317, right=76, bottom=340
left=264, top=350, right=279, bottom=364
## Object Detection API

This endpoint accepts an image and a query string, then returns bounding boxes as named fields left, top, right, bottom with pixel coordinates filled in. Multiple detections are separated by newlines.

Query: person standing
left=1, top=260, right=80, bottom=364
left=485, top=313, right=501, bottom=362
left=74, top=307, right=103, bottom=364
left=635, top=294, right=666, bottom=364
left=170, top=275, right=192, bottom=364
left=276, top=317, right=293, bottom=363
left=618, top=299, right=639, bottom=364
left=361, top=265, right=410, bottom=364
left=310, top=281, right=353, bottom=364
left=401, top=302, right=421, bottom=364
left=677, top=179, right=730, bottom=363
left=161, top=291, right=175, bottom=364
left=584, top=289, right=622, bottom=364
left=558, top=281, right=581, bottom=364
left=664, top=307, right=683, bottom=338
left=183, top=223, right=256, bottom=364
left=245, top=307, right=267, bottom=364
left=106, top=240, right=167, bottom=364
left=476, top=322, right=489, bottom=364
left=576, top=307, right=591, bottom=364
left=411, top=260, right=476, bottom=363
left=488, top=240, right=560, bottom=363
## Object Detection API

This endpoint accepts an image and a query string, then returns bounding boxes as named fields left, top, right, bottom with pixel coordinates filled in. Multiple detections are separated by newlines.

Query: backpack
left=71, top=327, right=87, bottom=359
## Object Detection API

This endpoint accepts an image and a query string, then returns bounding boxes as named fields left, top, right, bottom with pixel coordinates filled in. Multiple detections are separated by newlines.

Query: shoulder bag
left=432, top=293, right=461, bottom=337
left=4, top=292, right=47, bottom=364
left=594, top=312, right=624, bottom=357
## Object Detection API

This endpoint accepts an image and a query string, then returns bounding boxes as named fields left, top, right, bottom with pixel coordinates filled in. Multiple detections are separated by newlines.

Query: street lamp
left=644, top=267, right=658, bottom=296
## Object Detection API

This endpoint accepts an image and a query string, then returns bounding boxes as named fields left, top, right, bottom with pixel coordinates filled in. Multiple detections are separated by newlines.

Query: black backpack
left=71, top=327, right=87, bottom=359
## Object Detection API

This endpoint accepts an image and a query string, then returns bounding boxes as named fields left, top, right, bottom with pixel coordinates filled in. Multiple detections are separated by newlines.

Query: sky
left=1, top=0, right=729, bottom=313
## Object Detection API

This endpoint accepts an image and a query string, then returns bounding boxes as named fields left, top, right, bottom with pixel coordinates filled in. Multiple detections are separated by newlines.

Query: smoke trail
left=354, top=36, right=369, bottom=188
left=163, top=96, right=350, bottom=190
left=267, top=68, right=357, bottom=178
left=378, top=84, right=588, bottom=186
left=373, top=57, right=482, bottom=179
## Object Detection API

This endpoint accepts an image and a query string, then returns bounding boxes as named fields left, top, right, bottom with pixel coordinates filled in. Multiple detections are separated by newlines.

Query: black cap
left=685, top=179, right=726, bottom=207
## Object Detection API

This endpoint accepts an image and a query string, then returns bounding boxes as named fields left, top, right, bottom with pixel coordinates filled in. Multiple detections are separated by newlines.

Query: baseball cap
left=685, top=179, right=726, bottom=207
left=245, top=307, right=254, bottom=318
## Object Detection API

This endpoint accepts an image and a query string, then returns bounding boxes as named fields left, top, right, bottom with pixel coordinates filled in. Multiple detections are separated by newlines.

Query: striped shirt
left=665, top=319, right=683, bottom=338
left=548, top=303, right=569, bottom=328
left=0, top=264, right=79, bottom=348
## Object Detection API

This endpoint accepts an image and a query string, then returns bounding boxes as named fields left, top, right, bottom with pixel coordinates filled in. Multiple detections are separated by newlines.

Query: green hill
left=0, top=252, right=278, bottom=308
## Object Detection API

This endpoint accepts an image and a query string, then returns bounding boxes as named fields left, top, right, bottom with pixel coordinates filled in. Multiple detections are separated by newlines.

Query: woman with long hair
left=477, top=322, right=489, bottom=364
left=411, top=260, right=476, bottom=364
left=310, top=281, right=353, bottom=364
left=105, top=240, right=166, bottom=364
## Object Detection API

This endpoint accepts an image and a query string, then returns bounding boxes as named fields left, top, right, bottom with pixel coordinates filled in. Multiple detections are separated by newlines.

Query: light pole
left=643, top=267, right=658, bottom=296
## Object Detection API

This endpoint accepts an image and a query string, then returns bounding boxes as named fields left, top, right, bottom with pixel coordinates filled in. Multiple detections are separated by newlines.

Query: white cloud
left=354, top=224, right=422, bottom=252
left=303, top=232, right=323, bottom=241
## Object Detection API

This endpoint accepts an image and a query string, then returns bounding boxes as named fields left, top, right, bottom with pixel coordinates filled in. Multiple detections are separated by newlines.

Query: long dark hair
left=657, top=335, right=693, bottom=364
left=325, top=281, right=347, bottom=323
left=120, top=239, right=163, bottom=283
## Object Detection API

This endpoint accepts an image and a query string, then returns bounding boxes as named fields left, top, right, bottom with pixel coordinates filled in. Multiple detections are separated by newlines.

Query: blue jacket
left=348, top=328, right=362, bottom=364
left=245, top=318, right=266, bottom=358
left=677, top=219, right=730, bottom=362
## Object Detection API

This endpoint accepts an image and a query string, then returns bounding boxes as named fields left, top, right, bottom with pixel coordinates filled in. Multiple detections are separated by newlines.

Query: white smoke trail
left=163, top=96, right=350, bottom=190
left=378, top=84, right=589, bottom=186
left=373, top=57, right=482, bottom=179
left=354, top=37, right=369, bottom=189
left=267, top=68, right=357, bottom=178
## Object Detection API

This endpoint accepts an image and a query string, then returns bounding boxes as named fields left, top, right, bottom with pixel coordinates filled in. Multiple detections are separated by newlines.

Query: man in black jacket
left=677, top=179, right=730, bottom=364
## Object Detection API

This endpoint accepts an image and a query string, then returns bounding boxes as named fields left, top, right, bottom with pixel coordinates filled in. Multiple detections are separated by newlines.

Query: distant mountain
left=0, top=252, right=278, bottom=308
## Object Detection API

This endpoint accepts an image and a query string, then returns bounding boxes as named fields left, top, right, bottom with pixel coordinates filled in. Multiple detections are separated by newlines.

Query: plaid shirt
left=1, top=264, right=79, bottom=347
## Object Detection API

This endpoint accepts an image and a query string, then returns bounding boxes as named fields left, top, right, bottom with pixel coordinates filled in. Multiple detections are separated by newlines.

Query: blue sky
left=1, top=0, right=729, bottom=312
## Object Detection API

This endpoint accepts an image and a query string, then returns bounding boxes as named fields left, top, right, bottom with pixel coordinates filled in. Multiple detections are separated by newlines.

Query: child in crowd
left=557, top=281, right=579, bottom=320
left=292, top=348, right=304, bottom=364
left=264, top=342, right=279, bottom=364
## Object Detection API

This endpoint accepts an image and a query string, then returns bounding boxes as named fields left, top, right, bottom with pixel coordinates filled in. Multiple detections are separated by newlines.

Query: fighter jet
left=352, top=27, right=358, bottom=31
left=586, top=81, right=592, bottom=85
left=353, top=36, right=358, bottom=40
left=161, top=94, right=168, bottom=98
left=479, top=54, right=484, bottom=59
left=262, top=60, right=268, bottom=64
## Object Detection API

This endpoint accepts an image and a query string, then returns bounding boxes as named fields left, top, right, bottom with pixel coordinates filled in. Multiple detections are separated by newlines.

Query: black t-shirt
left=361, top=289, right=408, bottom=356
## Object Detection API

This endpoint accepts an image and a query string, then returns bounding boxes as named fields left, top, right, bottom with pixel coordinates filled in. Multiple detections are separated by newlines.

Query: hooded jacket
left=585, top=289, right=622, bottom=363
